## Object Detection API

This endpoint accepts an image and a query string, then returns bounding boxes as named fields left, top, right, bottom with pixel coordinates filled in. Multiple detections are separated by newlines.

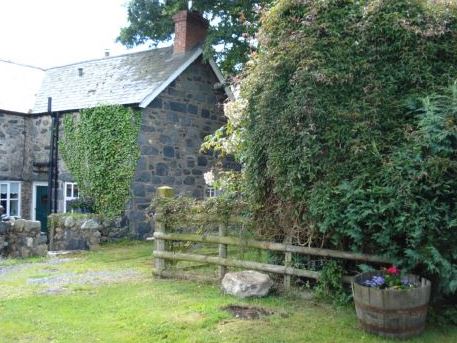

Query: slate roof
left=0, top=60, right=45, bottom=113
left=33, top=46, right=201, bottom=113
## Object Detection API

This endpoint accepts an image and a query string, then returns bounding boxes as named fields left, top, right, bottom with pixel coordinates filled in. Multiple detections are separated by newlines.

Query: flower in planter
left=361, top=266, right=416, bottom=289
left=386, top=265, right=399, bottom=275
left=363, top=275, right=385, bottom=288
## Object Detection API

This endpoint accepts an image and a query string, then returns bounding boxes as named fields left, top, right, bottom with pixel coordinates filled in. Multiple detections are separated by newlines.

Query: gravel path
left=28, top=270, right=141, bottom=287
left=0, top=254, right=143, bottom=296
left=0, top=257, right=76, bottom=279
left=0, top=263, right=29, bottom=278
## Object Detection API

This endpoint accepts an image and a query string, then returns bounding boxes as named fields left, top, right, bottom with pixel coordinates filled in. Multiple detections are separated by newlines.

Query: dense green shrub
left=233, top=0, right=457, bottom=296
left=148, top=192, right=248, bottom=229
left=67, top=197, right=95, bottom=214
left=314, top=260, right=350, bottom=305
left=61, top=105, right=140, bottom=218
left=326, top=85, right=457, bottom=296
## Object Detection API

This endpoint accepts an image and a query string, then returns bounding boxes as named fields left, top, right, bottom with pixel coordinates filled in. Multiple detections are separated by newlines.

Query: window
left=205, top=186, right=221, bottom=198
left=63, top=182, right=79, bottom=212
left=0, top=182, right=21, bottom=217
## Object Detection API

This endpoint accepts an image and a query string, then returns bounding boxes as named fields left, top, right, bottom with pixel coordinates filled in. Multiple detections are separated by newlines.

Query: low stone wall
left=49, top=214, right=100, bottom=251
left=48, top=214, right=130, bottom=251
left=0, top=219, right=48, bottom=258
left=0, top=222, right=7, bottom=256
left=98, top=217, right=130, bottom=243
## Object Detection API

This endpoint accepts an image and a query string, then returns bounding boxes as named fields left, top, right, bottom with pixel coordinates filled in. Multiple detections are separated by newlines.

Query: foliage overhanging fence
left=151, top=187, right=391, bottom=290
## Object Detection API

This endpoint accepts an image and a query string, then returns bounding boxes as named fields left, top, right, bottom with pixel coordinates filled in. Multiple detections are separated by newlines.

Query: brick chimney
left=172, top=10, right=209, bottom=54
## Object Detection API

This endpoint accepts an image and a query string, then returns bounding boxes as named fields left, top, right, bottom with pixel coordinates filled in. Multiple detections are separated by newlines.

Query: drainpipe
left=46, top=97, right=60, bottom=218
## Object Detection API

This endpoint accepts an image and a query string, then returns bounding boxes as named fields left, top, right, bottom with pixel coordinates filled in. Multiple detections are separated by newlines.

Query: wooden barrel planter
left=352, top=271, right=431, bottom=339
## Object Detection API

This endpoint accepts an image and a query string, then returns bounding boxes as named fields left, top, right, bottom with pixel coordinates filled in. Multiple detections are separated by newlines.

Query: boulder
left=26, top=237, right=34, bottom=248
left=81, top=219, right=100, bottom=230
left=23, top=220, right=41, bottom=231
left=64, top=215, right=76, bottom=228
left=35, top=244, right=48, bottom=257
left=12, top=219, right=25, bottom=231
left=222, top=270, right=273, bottom=298
left=0, top=222, right=8, bottom=235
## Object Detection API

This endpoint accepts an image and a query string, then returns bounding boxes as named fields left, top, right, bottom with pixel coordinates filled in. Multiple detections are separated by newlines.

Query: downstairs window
left=0, top=181, right=21, bottom=217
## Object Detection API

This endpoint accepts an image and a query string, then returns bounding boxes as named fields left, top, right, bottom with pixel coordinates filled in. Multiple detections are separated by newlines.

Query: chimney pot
left=172, top=10, right=209, bottom=54
left=78, top=68, right=83, bottom=77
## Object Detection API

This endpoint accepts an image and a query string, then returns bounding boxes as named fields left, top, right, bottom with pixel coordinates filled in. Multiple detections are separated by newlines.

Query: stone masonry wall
left=0, top=112, right=26, bottom=180
left=0, top=222, right=7, bottom=256
left=49, top=214, right=101, bottom=251
left=128, top=58, right=226, bottom=237
left=0, top=112, right=52, bottom=220
left=0, top=219, right=48, bottom=258
left=48, top=214, right=129, bottom=251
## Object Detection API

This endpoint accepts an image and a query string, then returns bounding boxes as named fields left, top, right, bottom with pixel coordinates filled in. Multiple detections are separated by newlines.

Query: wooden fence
left=152, top=187, right=390, bottom=290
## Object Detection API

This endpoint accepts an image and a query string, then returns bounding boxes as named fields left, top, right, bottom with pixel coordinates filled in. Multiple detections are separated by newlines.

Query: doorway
left=33, top=183, right=49, bottom=233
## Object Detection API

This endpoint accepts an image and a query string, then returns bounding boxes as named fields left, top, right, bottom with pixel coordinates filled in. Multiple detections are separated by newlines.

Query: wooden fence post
left=154, top=186, right=174, bottom=278
left=283, top=235, right=292, bottom=291
left=218, top=223, right=228, bottom=280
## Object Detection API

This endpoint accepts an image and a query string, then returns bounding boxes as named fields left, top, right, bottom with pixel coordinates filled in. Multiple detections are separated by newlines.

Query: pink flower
left=386, top=265, right=400, bottom=275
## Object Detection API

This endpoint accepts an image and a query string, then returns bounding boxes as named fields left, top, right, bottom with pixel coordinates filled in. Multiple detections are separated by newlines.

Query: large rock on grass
left=222, top=270, right=273, bottom=298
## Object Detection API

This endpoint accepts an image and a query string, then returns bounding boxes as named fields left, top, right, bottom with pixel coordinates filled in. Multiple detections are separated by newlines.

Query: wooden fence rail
left=153, top=232, right=390, bottom=264
left=152, top=187, right=390, bottom=290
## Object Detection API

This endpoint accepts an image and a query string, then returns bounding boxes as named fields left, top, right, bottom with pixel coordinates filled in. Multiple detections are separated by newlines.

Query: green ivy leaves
left=60, top=105, right=141, bottom=218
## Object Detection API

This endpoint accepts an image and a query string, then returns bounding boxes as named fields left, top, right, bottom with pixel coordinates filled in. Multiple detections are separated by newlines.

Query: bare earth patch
left=222, top=305, right=274, bottom=320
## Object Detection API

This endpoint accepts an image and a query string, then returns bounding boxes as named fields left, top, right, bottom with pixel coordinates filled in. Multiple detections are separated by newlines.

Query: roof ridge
left=45, top=46, right=174, bottom=70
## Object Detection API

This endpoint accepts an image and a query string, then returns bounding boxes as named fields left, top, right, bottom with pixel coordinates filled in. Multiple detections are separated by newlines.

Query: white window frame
left=0, top=181, right=21, bottom=217
left=63, top=182, right=79, bottom=213
left=205, top=186, right=221, bottom=198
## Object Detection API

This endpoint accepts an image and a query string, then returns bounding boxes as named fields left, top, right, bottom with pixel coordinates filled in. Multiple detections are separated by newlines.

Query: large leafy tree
left=117, top=0, right=273, bottom=75
left=206, top=0, right=457, bottom=297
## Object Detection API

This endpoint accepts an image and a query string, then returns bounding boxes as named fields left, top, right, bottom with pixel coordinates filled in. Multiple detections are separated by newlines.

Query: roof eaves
left=208, top=59, right=234, bottom=100
left=139, top=48, right=203, bottom=108
left=0, top=59, right=44, bottom=71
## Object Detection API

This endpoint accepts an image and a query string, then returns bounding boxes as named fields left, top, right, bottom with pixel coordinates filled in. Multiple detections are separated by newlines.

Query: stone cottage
left=0, top=11, right=230, bottom=237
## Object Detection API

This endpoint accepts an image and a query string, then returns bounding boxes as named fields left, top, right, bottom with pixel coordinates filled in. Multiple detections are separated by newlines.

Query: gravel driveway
left=0, top=253, right=144, bottom=296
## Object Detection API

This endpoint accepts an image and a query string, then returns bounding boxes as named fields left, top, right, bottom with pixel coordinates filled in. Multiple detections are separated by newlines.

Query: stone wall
left=0, top=112, right=26, bottom=180
left=48, top=214, right=130, bottom=251
left=49, top=214, right=100, bottom=251
left=0, top=219, right=48, bottom=258
left=0, top=222, right=7, bottom=256
left=128, top=58, right=226, bottom=237
left=98, top=216, right=130, bottom=243
left=0, top=112, right=52, bottom=220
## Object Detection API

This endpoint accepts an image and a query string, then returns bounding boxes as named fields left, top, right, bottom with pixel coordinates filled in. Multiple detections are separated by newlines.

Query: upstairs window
left=0, top=182, right=21, bottom=217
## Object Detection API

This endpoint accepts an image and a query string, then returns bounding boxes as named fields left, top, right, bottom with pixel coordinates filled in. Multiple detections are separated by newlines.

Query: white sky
left=0, top=0, right=151, bottom=69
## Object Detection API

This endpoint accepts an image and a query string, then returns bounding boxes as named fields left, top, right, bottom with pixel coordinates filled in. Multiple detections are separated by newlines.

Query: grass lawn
left=0, top=242, right=455, bottom=343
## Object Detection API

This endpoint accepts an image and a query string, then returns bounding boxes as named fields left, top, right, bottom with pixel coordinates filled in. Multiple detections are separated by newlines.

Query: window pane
left=73, top=184, right=79, bottom=198
left=0, top=199, right=6, bottom=211
left=0, top=184, right=6, bottom=199
left=206, top=187, right=216, bottom=198
left=66, top=184, right=72, bottom=197
left=10, top=183, right=19, bottom=199
left=10, top=200, right=18, bottom=216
